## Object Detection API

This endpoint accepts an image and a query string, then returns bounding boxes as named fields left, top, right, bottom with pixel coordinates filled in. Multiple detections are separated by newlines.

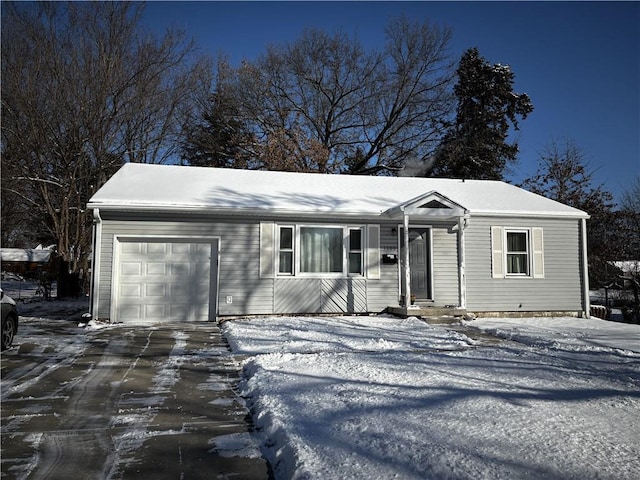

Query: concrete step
left=386, top=306, right=467, bottom=322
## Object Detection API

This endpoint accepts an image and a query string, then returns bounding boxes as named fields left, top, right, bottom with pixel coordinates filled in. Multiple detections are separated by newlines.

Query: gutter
left=471, top=210, right=590, bottom=220
left=86, top=203, right=391, bottom=221
left=87, top=202, right=590, bottom=221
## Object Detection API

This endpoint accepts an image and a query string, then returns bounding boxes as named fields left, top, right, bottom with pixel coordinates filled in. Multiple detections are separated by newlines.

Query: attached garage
left=112, top=237, right=219, bottom=323
left=88, top=164, right=591, bottom=322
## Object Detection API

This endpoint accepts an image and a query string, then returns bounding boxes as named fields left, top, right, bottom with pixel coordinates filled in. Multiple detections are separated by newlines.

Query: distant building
left=1, top=247, right=54, bottom=277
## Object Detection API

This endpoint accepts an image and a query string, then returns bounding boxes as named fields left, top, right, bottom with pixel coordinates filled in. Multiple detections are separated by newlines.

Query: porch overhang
left=384, top=191, right=470, bottom=311
left=382, top=191, right=469, bottom=221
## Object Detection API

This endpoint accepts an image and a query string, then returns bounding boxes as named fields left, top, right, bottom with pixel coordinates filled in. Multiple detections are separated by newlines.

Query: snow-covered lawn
left=222, top=315, right=640, bottom=480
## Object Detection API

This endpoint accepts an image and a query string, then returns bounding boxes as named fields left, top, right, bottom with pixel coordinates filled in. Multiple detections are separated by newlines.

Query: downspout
left=89, top=208, right=102, bottom=320
left=581, top=217, right=591, bottom=318
left=403, top=210, right=412, bottom=308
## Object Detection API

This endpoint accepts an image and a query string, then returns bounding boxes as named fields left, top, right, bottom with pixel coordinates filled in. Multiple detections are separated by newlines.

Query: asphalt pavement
left=1, top=316, right=271, bottom=479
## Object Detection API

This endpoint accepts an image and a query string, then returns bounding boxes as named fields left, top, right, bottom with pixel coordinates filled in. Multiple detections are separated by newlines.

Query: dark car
left=1, top=288, right=18, bottom=350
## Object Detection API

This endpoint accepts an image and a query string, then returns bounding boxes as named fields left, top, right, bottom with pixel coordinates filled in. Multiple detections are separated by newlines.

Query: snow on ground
left=4, top=273, right=639, bottom=480
left=1, top=273, right=55, bottom=301
left=222, top=315, right=640, bottom=480
left=465, top=316, right=640, bottom=354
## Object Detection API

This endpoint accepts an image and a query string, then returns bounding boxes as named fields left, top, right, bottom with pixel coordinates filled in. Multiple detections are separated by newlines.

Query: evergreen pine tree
left=432, top=47, right=533, bottom=180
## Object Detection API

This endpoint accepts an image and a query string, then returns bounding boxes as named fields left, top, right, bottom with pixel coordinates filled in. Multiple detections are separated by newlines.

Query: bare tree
left=1, top=2, right=212, bottom=287
left=222, top=16, right=455, bottom=174
left=621, top=177, right=640, bottom=204
left=519, top=139, right=617, bottom=288
left=618, top=177, right=640, bottom=261
left=618, top=177, right=640, bottom=320
left=519, top=139, right=613, bottom=213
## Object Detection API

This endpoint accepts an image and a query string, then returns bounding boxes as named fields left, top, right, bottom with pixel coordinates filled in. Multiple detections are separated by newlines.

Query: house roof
left=0, top=248, right=52, bottom=263
left=88, top=163, right=589, bottom=219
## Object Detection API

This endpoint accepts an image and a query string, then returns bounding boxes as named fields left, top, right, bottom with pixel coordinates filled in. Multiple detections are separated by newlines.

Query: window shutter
left=259, top=222, right=275, bottom=278
left=367, top=224, right=380, bottom=279
left=532, top=227, right=544, bottom=278
left=491, top=226, right=504, bottom=278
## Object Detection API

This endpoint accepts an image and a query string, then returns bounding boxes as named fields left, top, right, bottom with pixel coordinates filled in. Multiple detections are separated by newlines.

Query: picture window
left=276, top=225, right=365, bottom=277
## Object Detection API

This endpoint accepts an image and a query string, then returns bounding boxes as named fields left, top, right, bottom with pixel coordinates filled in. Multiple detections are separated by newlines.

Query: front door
left=408, top=228, right=431, bottom=300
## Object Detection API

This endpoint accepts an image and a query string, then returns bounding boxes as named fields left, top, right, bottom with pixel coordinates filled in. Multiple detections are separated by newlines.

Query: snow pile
left=222, top=315, right=640, bottom=480
left=224, top=315, right=476, bottom=355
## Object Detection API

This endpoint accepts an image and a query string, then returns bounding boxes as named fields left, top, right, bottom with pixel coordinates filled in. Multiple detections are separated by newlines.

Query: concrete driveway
left=1, top=314, right=271, bottom=479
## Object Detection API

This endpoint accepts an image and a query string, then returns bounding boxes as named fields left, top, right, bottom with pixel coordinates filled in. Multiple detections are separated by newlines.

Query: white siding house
left=87, top=163, right=590, bottom=323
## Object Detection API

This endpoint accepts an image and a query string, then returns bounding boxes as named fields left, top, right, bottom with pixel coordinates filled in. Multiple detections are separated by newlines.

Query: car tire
left=1, top=315, right=17, bottom=351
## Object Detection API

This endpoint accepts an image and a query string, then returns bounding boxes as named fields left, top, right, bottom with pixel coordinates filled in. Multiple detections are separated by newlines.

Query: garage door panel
left=146, top=262, right=167, bottom=275
left=195, top=262, right=210, bottom=276
left=170, top=243, right=190, bottom=255
left=119, top=284, right=142, bottom=297
left=145, top=284, right=166, bottom=297
left=194, top=243, right=210, bottom=255
left=147, top=242, right=168, bottom=254
left=121, top=262, right=142, bottom=275
left=116, top=240, right=216, bottom=323
left=121, top=243, right=142, bottom=254
left=120, top=304, right=141, bottom=318
left=192, top=284, right=210, bottom=297
left=170, top=262, right=191, bottom=276
left=169, top=281, right=191, bottom=295
left=144, top=304, right=167, bottom=318
left=192, top=305, right=209, bottom=321
left=170, top=304, right=189, bottom=319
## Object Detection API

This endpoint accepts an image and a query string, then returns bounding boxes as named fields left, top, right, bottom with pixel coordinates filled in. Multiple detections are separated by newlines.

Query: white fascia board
left=87, top=202, right=388, bottom=221
left=87, top=202, right=589, bottom=221
left=471, top=210, right=590, bottom=220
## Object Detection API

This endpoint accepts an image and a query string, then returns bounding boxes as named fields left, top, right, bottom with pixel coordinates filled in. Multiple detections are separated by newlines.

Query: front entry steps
left=386, top=305, right=468, bottom=323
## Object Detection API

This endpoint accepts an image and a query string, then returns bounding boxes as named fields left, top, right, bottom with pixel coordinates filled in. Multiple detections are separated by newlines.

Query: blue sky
left=142, top=1, right=639, bottom=202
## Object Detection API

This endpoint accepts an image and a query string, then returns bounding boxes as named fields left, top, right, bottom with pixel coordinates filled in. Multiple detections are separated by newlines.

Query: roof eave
left=88, top=203, right=590, bottom=221
left=471, top=210, right=590, bottom=220
left=87, top=202, right=389, bottom=221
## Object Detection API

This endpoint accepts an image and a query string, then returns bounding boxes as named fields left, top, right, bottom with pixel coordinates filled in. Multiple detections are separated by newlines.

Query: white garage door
left=115, top=239, right=218, bottom=323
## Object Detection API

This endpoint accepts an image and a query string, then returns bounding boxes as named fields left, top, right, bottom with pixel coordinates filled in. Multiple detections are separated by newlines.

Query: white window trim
left=492, top=226, right=544, bottom=279
left=276, top=225, right=295, bottom=276
left=347, top=227, right=364, bottom=276
left=504, top=228, right=531, bottom=277
left=275, top=224, right=367, bottom=278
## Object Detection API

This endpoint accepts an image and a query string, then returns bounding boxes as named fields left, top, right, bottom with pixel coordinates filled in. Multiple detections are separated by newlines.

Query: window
left=491, top=226, right=544, bottom=279
left=348, top=228, right=362, bottom=274
left=506, top=230, right=529, bottom=275
left=273, top=225, right=368, bottom=276
left=278, top=226, right=294, bottom=274
left=300, top=227, right=343, bottom=273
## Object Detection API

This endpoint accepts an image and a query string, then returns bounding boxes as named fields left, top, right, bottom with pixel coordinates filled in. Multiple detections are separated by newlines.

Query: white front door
left=115, top=239, right=218, bottom=323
